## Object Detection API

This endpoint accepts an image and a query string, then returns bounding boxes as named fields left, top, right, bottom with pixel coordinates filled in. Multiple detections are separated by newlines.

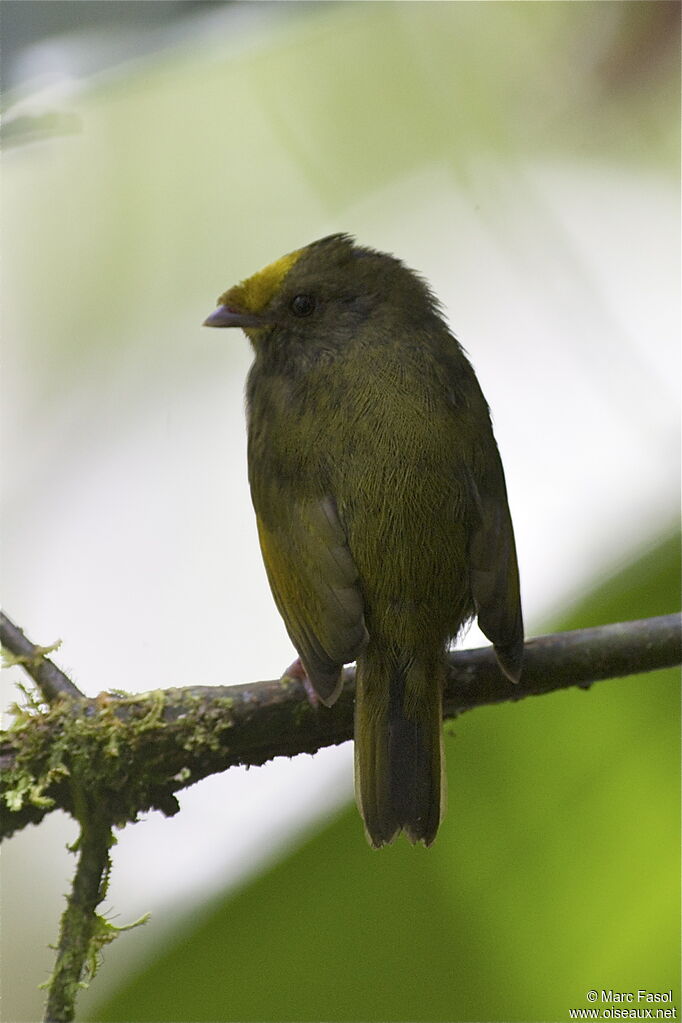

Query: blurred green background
left=1, top=3, right=679, bottom=1022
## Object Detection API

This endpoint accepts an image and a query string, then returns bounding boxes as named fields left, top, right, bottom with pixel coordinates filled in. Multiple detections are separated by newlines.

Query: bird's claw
left=282, top=657, right=319, bottom=708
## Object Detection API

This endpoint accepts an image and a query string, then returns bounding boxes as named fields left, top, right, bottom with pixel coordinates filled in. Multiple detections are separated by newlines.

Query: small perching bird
left=204, top=234, right=523, bottom=847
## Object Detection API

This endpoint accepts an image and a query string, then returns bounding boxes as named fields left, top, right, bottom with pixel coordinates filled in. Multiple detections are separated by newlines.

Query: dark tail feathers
left=354, top=650, right=444, bottom=848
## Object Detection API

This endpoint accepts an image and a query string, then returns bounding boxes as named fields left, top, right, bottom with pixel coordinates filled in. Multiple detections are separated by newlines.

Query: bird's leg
left=282, top=656, right=319, bottom=708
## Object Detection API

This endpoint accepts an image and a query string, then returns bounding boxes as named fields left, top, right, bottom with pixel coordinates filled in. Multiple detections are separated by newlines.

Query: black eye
left=290, top=294, right=316, bottom=317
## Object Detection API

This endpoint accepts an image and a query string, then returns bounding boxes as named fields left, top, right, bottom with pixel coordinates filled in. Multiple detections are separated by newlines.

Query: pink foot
left=283, top=657, right=319, bottom=708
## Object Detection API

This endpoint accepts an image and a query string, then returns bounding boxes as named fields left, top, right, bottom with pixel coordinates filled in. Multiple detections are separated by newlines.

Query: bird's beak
left=202, top=305, right=264, bottom=329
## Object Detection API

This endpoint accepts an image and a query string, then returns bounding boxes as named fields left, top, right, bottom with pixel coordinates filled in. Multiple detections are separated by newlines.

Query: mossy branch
left=1, top=614, right=83, bottom=702
left=2, top=611, right=680, bottom=844
left=1, top=610, right=679, bottom=1022
left=43, top=810, right=113, bottom=1023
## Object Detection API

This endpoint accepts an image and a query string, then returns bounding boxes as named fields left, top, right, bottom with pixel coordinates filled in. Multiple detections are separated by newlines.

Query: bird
left=204, top=233, right=523, bottom=847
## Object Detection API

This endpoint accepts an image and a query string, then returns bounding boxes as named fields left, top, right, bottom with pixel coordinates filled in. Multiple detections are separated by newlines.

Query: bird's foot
left=282, top=657, right=319, bottom=708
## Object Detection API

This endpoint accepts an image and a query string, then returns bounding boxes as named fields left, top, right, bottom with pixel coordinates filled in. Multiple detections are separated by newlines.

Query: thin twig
left=0, top=613, right=83, bottom=702
left=43, top=813, right=112, bottom=1023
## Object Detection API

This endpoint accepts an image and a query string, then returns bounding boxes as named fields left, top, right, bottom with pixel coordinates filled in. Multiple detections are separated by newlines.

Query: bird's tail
left=354, top=644, right=445, bottom=848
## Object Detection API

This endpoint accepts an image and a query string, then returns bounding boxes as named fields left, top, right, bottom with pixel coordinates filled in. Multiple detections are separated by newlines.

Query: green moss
left=40, top=910, right=152, bottom=995
left=177, top=694, right=234, bottom=755
left=2, top=681, right=238, bottom=1019
left=1, top=686, right=235, bottom=829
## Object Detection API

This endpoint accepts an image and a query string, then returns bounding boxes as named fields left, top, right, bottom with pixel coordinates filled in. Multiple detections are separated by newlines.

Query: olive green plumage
left=204, top=234, right=523, bottom=847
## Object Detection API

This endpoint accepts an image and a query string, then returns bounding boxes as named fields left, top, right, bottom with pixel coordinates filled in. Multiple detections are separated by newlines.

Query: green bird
left=204, top=234, right=523, bottom=847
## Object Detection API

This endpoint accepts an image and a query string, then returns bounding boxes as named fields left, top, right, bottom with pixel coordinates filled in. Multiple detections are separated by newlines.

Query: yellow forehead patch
left=219, top=248, right=303, bottom=314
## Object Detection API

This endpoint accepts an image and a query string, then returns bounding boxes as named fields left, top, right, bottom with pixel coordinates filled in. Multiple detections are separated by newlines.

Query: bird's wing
left=256, top=495, right=368, bottom=706
left=467, top=446, right=524, bottom=682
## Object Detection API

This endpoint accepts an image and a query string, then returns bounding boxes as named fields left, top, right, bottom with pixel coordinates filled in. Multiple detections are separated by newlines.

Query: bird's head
left=203, top=234, right=440, bottom=356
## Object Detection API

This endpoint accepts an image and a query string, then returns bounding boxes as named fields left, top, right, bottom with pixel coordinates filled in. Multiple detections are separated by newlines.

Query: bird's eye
left=290, top=294, right=316, bottom=317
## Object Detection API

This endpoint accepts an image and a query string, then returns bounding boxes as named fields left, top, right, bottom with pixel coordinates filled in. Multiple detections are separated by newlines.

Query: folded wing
left=256, top=495, right=368, bottom=705
left=468, top=448, right=524, bottom=682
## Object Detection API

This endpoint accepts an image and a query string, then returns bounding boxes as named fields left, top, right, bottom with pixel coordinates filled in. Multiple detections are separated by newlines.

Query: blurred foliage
left=92, top=531, right=680, bottom=1022
left=5, top=1, right=678, bottom=384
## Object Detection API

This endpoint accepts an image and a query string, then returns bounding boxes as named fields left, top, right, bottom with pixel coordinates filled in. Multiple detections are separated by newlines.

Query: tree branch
left=1, top=611, right=679, bottom=1022
left=442, top=613, right=681, bottom=715
left=2, top=612, right=679, bottom=843
left=1, top=615, right=83, bottom=702
left=43, top=811, right=112, bottom=1023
